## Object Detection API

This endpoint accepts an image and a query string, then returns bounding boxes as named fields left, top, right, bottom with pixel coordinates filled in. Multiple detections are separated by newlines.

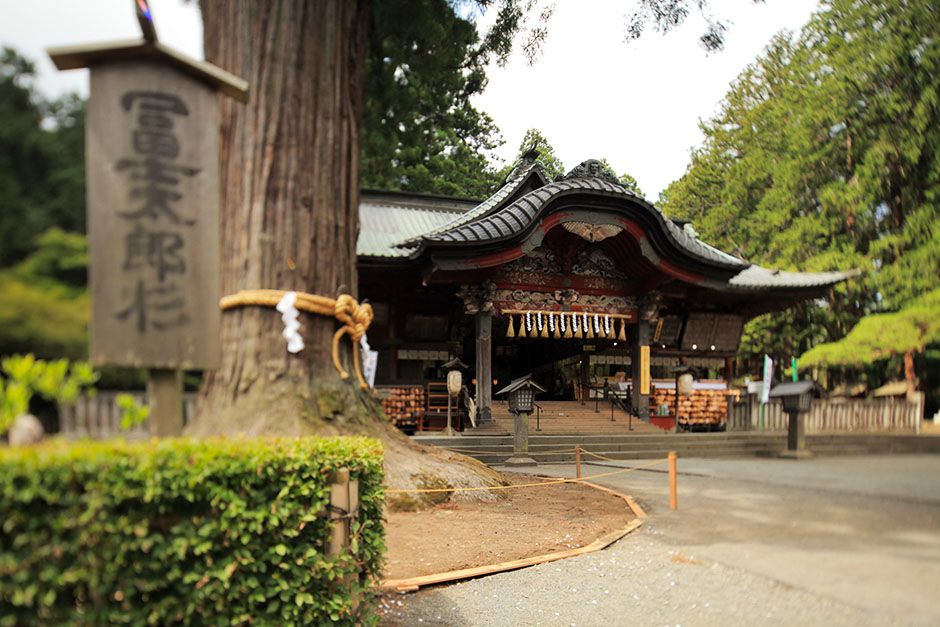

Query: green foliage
left=598, top=158, right=645, bottom=197
left=659, top=0, right=940, bottom=373
left=514, top=128, right=565, bottom=179
left=0, top=354, right=98, bottom=435
left=0, top=269, right=88, bottom=360
left=627, top=0, right=765, bottom=51
left=361, top=1, right=506, bottom=198
left=115, top=393, right=150, bottom=431
left=0, top=227, right=89, bottom=359
left=0, top=436, right=385, bottom=625
left=12, top=228, right=87, bottom=288
left=800, top=289, right=940, bottom=368
left=0, top=48, right=84, bottom=267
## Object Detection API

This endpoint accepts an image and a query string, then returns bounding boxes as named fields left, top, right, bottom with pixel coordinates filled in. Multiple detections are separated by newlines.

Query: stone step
left=427, top=438, right=785, bottom=453
left=471, top=446, right=784, bottom=464
left=414, top=433, right=785, bottom=447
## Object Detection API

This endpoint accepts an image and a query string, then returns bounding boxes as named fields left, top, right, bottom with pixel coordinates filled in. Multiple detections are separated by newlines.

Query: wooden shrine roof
left=355, top=158, right=856, bottom=295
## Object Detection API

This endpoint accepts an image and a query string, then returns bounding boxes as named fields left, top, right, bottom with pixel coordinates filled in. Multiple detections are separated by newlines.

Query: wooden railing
left=728, top=393, right=924, bottom=434
left=58, top=391, right=198, bottom=439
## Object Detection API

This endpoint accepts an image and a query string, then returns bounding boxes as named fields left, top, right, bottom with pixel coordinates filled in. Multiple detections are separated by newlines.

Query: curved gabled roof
left=396, top=160, right=551, bottom=248
left=411, top=170, right=748, bottom=272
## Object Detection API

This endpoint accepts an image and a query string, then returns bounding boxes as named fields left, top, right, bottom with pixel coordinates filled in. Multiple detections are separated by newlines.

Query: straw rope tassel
left=506, top=314, right=515, bottom=338
left=564, top=313, right=573, bottom=338
left=552, top=314, right=560, bottom=338
left=574, top=315, right=582, bottom=338
left=618, top=318, right=627, bottom=341
left=219, top=289, right=373, bottom=389
left=540, top=317, right=549, bottom=338
left=586, top=315, right=594, bottom=339
left=519, top=314, right=527, bottom=338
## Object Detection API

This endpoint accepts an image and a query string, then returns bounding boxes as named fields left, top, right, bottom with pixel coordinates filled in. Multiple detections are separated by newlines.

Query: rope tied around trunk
left=219, top=289, right=374, bottom=389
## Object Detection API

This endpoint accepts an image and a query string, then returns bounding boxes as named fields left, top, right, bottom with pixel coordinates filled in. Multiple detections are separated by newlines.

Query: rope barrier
left=442, top=446, right=581, bottom=456
left=220, top=289, right=373, bottom=389
left=385, top=457, right=667, bottom=495
left=580, top=449, right=627, bottom=463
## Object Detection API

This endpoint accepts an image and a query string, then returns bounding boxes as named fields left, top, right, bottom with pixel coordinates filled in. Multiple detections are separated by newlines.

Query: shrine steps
left=483, top=400, right=666, bottom=436
left=411, top=432, right=940, bottom=465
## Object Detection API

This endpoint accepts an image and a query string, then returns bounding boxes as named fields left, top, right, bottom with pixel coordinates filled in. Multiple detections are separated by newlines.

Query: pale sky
left=1, top=0, right=820, bottom=199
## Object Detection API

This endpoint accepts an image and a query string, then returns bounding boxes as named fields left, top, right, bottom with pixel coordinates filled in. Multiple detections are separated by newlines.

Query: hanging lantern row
left=502, top=309, right=628, bottom=341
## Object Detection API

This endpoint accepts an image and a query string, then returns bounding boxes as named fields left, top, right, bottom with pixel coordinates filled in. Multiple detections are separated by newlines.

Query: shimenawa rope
left=219, top=289, right=374, bottom=389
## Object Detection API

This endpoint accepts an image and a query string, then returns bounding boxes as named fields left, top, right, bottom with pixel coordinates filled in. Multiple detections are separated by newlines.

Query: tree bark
left=193, top=0, right=367, bottom=433
left=189, top=0, right=504, bottom=501
left=904, top=349, right=917, bottom=401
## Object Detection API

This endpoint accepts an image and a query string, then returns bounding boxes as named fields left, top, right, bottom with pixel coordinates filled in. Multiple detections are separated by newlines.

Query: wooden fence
left=728, top=393, right=924, bottom=434
left=58, top=391, right=198, bottom=440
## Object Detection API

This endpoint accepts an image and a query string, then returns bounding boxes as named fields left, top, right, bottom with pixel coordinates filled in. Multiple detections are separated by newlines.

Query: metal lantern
left=769, top=381, right=817, bottom=414
left=496, top=374, right=547, bottom=415
left=510, top=386, right=534, bottom=413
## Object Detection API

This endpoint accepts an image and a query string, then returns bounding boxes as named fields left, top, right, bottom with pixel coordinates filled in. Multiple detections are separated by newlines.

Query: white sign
left=761, top=355, right=774, bottom=404
left=360, top=334, right=378, bottom=389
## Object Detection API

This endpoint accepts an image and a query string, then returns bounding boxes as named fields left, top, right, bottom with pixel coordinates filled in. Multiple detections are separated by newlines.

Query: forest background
left=0, top=0, right=936, bottom=409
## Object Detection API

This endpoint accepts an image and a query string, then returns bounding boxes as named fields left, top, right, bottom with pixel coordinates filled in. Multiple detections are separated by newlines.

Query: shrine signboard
left=48, top=5, right=248, bottom=435
left=86, top=62, right=221, bottom=369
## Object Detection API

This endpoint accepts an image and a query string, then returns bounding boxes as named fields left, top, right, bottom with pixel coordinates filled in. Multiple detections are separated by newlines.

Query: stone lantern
left=496, top=374, right=547, bottom=466
left=769, top=380, right=820, bottom=458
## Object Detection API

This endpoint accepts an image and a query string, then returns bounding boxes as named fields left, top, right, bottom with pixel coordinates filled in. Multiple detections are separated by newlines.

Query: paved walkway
left=380, top=454, right=940, bottom=626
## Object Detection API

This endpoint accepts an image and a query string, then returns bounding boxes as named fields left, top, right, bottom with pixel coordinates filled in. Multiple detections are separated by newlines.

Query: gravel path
left=379, top=527, right=896, bottom=626
left=379, top=455, right=940, bottom=626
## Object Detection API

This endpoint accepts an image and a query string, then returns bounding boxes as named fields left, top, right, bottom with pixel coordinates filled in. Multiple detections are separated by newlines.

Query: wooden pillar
left=148, top=369, right=183, bottom=437
left=475, top=312, right=493, bottom=424
left=631, top=320, right=650, bottom=420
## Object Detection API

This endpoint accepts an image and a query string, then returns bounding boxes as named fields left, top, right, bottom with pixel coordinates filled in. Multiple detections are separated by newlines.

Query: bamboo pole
left=668, top=451, right=678, bottom=511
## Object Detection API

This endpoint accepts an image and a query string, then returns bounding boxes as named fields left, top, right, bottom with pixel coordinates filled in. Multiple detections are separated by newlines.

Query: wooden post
left=475, top=312, right=493, bottom=424
left=148, top=369, right=183, bottom=436
left=329, top=468, right=359, bottom=558
left=576, top=446, right=581, bottom=479
left=328, top=468, right=359, bottom=610
left=668, top=450, right=678, bottom=510
left=631, top=320, right=651, bottom=421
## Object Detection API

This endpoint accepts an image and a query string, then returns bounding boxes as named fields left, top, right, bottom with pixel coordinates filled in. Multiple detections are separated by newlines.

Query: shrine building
left=357, top=157, right=855, bottom=433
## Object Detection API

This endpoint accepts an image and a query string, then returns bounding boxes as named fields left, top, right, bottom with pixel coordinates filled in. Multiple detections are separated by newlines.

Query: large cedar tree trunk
left=191, top=0, right=502, bottom=500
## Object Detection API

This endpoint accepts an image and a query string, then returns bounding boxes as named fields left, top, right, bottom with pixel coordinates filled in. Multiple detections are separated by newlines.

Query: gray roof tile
left=728, top=266, right=859, bottom=289
left=419, top=177, right=748, bottom=270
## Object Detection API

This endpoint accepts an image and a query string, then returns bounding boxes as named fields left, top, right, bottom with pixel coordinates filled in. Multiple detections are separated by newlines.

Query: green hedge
left=0, top=436, right=385, bottom=625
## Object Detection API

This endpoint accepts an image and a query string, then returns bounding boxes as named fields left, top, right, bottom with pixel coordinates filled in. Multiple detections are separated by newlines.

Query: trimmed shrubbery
left=0, top=436, right=385, bottom=625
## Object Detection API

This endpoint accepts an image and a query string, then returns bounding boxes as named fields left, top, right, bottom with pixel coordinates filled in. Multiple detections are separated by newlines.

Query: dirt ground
left=383, top=472, right=634, bottom=580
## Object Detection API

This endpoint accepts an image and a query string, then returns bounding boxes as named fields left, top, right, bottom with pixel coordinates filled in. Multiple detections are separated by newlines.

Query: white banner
left=761, top=354, right=773, bottom=404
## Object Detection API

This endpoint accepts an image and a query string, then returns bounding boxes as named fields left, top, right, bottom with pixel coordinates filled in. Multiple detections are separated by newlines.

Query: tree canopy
left=0, top=48, right=84, bottom=267
left=360, top=0, right=505, bottom=198
left=799, top=289, right=940, bottom=368
left=497, top=128, right=645, bottom=195
left=659, top=0, right=940, bottom=372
